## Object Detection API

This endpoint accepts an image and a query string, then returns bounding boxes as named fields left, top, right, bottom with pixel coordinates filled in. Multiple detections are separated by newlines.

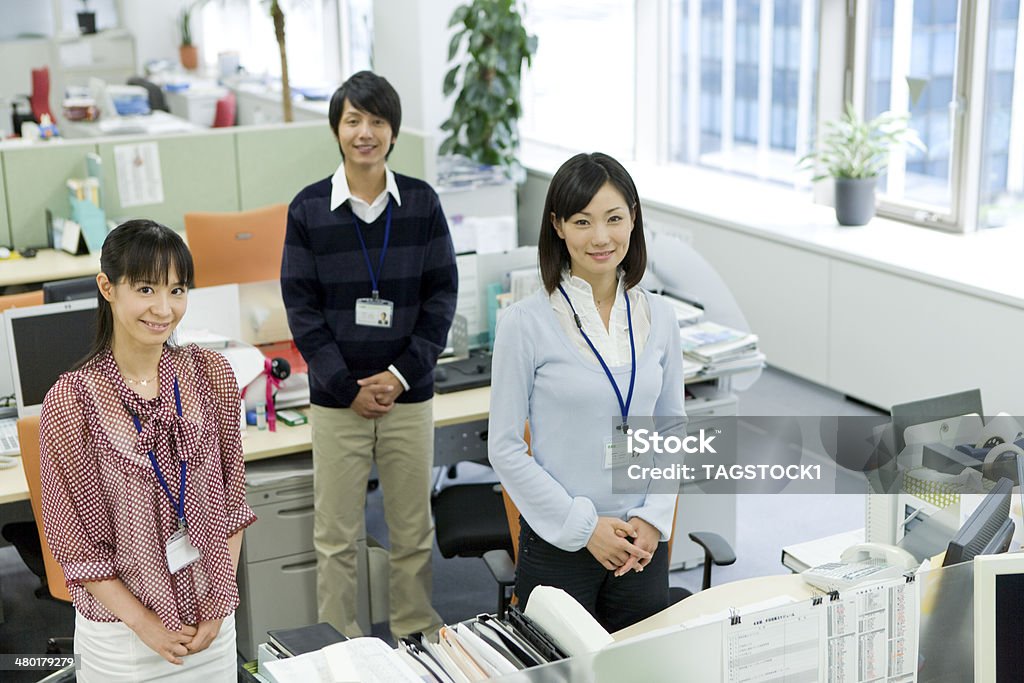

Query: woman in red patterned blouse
left=39, top=219, right=256, bottom=682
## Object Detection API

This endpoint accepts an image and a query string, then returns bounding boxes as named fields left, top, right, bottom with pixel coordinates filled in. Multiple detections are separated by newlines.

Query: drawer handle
left=275, top=485, right=313, bottom=498
left=277, top=505, right=315, bottom=518
left=281, top=559, right=317, bottom=572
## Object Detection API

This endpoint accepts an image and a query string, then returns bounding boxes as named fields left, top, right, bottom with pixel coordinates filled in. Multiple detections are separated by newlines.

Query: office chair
left=0, top=290, right=44, bottom=310
left=184, top=203, right=288, bottom=287
left=18, top=415, right=75, bottom=654
left=30, top=67, right=54, bottom=123
left=482, top=425, right=736, bottom=617
left=212, top=90, right=237, bottom=128
left=432, top=478, right=515, bottom=561
left=126, top=76, right=169, bottom=113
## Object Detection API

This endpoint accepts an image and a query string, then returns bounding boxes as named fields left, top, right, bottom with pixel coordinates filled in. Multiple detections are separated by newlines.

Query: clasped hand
left=586, top=516, right=659, bottom=577
left=352, top=370, right=404, bottom=418
left=135, top=613, right=222, bottom=665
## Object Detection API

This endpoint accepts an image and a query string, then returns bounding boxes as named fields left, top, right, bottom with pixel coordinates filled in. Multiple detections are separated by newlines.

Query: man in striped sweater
left=281, top=71, right=457, bottom=639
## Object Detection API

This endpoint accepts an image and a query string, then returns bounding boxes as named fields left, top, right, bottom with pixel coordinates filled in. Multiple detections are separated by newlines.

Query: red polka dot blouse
left=39, top=344, right=257, bottom=631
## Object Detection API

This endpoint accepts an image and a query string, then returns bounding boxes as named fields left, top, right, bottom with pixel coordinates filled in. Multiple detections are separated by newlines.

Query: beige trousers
left=311, top=400, right=442, bottom=639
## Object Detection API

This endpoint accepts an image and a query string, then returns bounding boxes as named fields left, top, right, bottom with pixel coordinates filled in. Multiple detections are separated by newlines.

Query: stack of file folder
left=679, top=321, right=765, bottom=378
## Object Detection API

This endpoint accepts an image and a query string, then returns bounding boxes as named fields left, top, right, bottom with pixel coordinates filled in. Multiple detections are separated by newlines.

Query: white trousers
left=74, top=611, right=236, bottom=683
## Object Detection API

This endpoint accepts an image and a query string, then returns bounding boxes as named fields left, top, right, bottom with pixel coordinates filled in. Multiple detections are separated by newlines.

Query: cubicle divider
left=0, top=121, right=432, bottom=249
left=97, top=130, right=240, bottom=232
left=0, top=154, right=10, bottom=247
left=3, top=140, right=96, bottom=248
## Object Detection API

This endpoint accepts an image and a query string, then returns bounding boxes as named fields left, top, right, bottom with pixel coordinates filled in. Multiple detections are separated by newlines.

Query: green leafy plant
left=440, top=0, right=538, bottom=173
left=178, top=1, right=205, bottom=47
left=799, top=103, right=925, bottom=181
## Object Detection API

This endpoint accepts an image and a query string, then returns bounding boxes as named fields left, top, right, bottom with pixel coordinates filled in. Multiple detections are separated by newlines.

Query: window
left=668, top=0, right=819, bottom=185
left=857, top=0, right=1023, bottom=230
left=198, top=0, right=355, bottom=88
left=519, top=1, right=636, bottom=159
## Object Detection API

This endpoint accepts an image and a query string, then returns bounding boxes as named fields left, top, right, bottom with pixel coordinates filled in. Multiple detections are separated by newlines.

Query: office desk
left=0, top=387, right=492, bottom=506
left=0, top=250, right=100, bottom=289
left=61, top=111, right=200, bottom=139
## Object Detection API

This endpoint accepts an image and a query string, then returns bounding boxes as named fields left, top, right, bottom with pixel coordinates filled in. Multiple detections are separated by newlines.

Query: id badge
left=166, top=527, right=201, bottom=574
left=604, top=433, right=635, bottom=469
left=355, top=297, right=394, bottom=327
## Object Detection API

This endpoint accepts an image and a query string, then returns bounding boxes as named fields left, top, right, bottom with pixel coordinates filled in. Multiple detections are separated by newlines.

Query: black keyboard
left=434, top=353, right=492, bottom=393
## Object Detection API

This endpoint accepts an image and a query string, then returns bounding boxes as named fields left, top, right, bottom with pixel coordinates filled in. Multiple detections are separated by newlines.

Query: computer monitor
left=942, top=477, right=1016, bottom=567
left=973, top=552, right=1024, bottom=682
left=3, top=299, right=98, bottom=417
left=42, top=276, right=99, bottom=303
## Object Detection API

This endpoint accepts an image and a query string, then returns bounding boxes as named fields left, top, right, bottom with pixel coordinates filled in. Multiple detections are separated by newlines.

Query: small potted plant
left=77, top=0, right=97, bottom=34
left=799, top=103, right=925, bottom=226
left=178, top=2, right=201, bottom=71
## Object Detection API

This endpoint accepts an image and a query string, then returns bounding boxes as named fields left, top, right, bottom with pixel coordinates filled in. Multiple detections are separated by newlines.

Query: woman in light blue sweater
left=489, top=153, right=686, bottom=631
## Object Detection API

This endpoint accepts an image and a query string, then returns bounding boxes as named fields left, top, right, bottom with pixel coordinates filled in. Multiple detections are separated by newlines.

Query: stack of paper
left=678, top=321, right=764, bottom=376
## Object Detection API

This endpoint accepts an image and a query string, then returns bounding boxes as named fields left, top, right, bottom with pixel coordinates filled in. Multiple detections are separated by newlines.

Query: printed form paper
left=725, top=578, right=919, bottom=683
left=114, top=142, right=165, bottom=207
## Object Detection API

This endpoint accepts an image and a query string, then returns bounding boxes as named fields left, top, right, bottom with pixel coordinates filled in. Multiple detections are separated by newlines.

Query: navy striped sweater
left=281, top=172, right=457, bottom=408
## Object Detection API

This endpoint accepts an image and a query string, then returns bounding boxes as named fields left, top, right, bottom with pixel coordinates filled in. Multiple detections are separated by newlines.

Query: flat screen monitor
left=942, top=477, right=1015, bottom=567
left=3, top=299, right=98, bottom=417
left=974, top=552, right=1024, bottom=682
left=42, top=276, right=99, bottom=303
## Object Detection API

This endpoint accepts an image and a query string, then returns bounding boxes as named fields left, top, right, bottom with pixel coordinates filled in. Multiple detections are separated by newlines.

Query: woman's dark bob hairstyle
left=80, top=219, right=195, bottom=365
left=537, top=152, right=646, bottom=294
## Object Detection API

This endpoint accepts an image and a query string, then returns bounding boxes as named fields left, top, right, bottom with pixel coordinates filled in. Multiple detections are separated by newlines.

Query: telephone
left=801, top=543, right=918, bottom=592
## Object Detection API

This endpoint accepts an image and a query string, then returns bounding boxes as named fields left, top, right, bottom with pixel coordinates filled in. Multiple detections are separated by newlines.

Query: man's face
left=335, top=99, right=395, bottom=169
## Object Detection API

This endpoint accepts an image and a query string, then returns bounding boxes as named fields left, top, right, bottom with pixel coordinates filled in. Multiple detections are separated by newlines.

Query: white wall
left=120, top=0, right=187, bottom=72
left=372, top=0, right=460, bottom=139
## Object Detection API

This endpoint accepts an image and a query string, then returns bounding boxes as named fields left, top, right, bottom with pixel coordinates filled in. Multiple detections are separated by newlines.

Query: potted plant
left=77, top=0, right=97, bottom=34
left=178, top=2, right=203, bottom=71
left=800, top=103, right=925, bottom=226
left=440, top=0, right=538, bottom=180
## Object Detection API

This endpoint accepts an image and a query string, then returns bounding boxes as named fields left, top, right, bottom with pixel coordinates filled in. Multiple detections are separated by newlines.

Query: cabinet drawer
left=244, top=494, right=315, bottom=563
left=236, top=550, right=318, bottom=659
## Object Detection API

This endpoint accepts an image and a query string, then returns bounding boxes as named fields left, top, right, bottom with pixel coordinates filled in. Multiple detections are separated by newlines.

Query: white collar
left=330, top=164, right=402, bottom=211
left=559, top=270, right=626, bottom=308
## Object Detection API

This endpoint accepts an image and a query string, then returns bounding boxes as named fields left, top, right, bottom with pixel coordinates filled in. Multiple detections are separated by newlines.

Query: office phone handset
left=801, top=543, right=917, bottom=592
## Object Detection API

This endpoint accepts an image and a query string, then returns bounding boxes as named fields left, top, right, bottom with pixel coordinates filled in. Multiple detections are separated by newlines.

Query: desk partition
left=0, top=122, right=432, bottom=249
left=3, top=141, right=96, bottom=248
left=97, top=131, right=240, bottom=232
left=0, top=156, right=10, bottom=247
left=494, top=560, right=978, bottom=683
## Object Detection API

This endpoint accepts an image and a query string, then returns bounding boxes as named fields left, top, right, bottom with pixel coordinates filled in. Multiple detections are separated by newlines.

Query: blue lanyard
left=352, top=199, right=393, bottom=298
left=557, top=284, right=636, bottom=431
left=127, top=377, right=188, bottom=528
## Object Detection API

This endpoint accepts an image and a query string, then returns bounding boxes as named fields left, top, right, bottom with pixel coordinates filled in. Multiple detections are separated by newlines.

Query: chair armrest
left=688, top=531, right=736, bottom=591
left=688, top=531, right=736, bottom=566
left=483, top=549, right=515, bottom=586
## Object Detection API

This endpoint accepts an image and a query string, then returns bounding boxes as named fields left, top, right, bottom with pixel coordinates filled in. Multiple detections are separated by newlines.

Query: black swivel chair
left=126, top=76, right=169, bottom=113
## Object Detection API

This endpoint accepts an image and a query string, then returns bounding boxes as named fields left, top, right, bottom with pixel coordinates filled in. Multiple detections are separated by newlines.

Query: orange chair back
left=500, top=422, right=679, bottom=563
left=184, top=204, right=288, bottom=287
left=18, top=416, right=71, bottom=603
left=0, top=290, right=44, bottom=311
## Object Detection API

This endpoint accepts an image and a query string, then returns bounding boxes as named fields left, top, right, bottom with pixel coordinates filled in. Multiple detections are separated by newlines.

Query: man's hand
left=357, top=370, right=405, bottom=407
left=350, top=384, right=394, bottom=419
left=185, top=618, right=223, bottom=655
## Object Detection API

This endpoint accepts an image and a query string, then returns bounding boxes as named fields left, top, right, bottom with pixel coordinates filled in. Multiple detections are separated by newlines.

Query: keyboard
left=0, top=417, right=19, bottom=456
left=434, top=352, right=492, bottom=394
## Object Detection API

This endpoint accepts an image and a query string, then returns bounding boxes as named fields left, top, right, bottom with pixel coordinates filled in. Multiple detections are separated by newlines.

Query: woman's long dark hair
left=78, top=219, right=195, bottom=367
